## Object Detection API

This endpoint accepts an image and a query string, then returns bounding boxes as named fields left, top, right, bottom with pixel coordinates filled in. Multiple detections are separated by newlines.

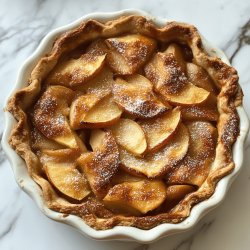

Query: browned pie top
left=7, top=15, right=242, bottom=230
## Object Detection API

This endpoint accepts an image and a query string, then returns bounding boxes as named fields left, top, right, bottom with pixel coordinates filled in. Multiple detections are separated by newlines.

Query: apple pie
left=7, top=15, right=242, bottom=230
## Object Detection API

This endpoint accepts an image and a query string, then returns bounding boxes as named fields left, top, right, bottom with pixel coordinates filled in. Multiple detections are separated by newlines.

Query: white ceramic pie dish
left=1, top=9, right=249, bottom=243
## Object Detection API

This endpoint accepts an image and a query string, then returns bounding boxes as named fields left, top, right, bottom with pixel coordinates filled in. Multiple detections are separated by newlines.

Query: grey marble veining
left=228, top=19, right=250, bottom=63
left=0, top=0, right=249, bottom=249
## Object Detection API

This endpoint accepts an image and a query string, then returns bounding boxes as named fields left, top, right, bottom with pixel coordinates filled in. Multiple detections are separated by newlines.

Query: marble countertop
left=0, top=0, right=249, bottom=249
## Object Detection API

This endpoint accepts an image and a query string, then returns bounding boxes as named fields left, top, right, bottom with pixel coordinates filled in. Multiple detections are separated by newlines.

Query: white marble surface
left=0, top=0, right=250, bottom=249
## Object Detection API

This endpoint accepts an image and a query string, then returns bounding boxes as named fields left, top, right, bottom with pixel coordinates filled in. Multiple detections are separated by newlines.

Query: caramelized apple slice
left=103, top=180, right=167, bottom=215
left=110, top=118, right=147, bottom=155
left=40, top=148, right=81, bottom=166
left=164, top=83, right=210, bottom=105
left=45, top=165, right=90, bottom=201
left=70, top=92, right=103, bottom=129
left=31, top=128, right=63, bottom=151
left=76, top=66, right=114, bottom=94
left=120, top=123, right=189, bottom=178
left=166, top=185, right=195, bottom=201
left=113, top=75, right=169, bottom=118
left=84, top=95, right=122, bottom=127
left=111, top=170, right=144, bottom=185
left=46, top=53, right=106, bottom=87
left=77, top=130, right=119, bottom=198
left=105, top=34, right=156, bottom=74
left=70, top=92, right=122, bottom=129
left=33, top=86, right=86, bottom=150
left=165, top=43, right=186, bottom=73
left=166, top=121, right=217, bottom=186
left=145, top=52, right=186, bottom=93
left=89, top=129, right=107, bottom=151
left=86, top=39, right=108, bottom=57
left=41, top=149, right=90, bottom=201
left=164, top=184, right=196, bottom=210
left=180, top=94, right=219, bottom=121
left=139, top=107, right=181, bottom=152
left=186, top=62, right=217, bottom=93
left=54, top=133, right=86, bottom=151
left=145, top=52, right=210, bottom=105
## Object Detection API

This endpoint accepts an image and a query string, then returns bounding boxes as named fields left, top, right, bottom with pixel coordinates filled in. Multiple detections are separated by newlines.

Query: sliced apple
left=33, top=86, right=86, bottom=150
left=83, top=95, right=122, bottom=127
left=145, top=52, right=187, bottom=93
left=164, top=83, right=210, bottom=105
left=77, top=130, right=119, bottom=198
left=86, top=39, right=108, bottom=56
left=166, top=185, right=195, bottom=201
left=164, top=184, right=196, bottom=210
left=145, top=52, right=210, bottom=105
left=164, top=43, right=186, bottom=73
left=70, top=92, right=104, bottom=129
left=31, top=128, right=63, bottom=151
left=110, top=118, right=147, bottom=155
left=46, top=52, right=106, bottom=87
left=70, top=92, right=122, bottom=129
left=40, top=148, right=82, bottom=166
left=103, top=180, right=167, bottom=215
left=111, top=170, right=144, bottom=185
left=186, top=62, right=217, bottom=93
left=120, top=123, right=189, bottom=178
left=76, top=66, right=114, bottom=94
left=166, top=121, right=217, bottom=186
left=45, top=164, right=90, bottom=201
left=180, top=94, right=219, bottom=121
left=41, top=149, right=90, bottom=201
left=113, top=75, right=169, bottom=119
left=186, top=121, right=217, bottom=158
left=89, top=129, right=107, bottom=151
left=139, top=107, right=181, bottom=152
left=105, top=34, right=157, bottom=74
left=54, top=133, right=87, bottom=151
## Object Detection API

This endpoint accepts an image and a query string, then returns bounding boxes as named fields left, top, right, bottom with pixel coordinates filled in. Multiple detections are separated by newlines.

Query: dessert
left=8, top=15, right=241, bottom=230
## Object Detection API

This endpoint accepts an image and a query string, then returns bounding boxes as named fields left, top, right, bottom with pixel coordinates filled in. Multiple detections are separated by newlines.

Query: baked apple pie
left=8, top=15, right=242, bottom=230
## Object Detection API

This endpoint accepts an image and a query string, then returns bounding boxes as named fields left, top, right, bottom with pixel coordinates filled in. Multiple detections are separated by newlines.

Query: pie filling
left=8, top=15, right=241, bottom=230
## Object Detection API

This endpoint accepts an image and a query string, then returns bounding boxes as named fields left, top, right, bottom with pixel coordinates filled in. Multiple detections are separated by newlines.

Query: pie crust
left=7, top=15, right=242, bottom=230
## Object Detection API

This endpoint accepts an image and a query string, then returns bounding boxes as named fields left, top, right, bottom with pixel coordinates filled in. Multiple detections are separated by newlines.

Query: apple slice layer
left=180, top=94, right=219, bottom=121
left=110, top=118, right=147, bottom=156
left=46, top=52, right=106, bottom=87
left=113, top=74, right=169, bottom=119
left=70, top=92, right=122, bottom=129
left=45, top=164, right=90, bottom=201
left=139, top=107, right=181, bottom=152
left=164, top=43, right=186, bottom=73
left=120, top=123, right=189, bottom=178
left=33, top=86, right=86, bottom=150
left=41, top=149, right=90, bottom=201
left=103, top=180, right=167, bottom=215
left=77, top=130, right=119, bottom=198
left=166, top=121, right=217, bottom=186
left=105, top=34, right=156, bottom=74
left=186, top=62, right=217, bottom=93
left=145, top=52, right=210, bottom=105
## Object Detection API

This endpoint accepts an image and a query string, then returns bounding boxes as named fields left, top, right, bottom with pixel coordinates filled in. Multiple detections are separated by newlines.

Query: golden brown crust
left=7, top=15, right=241, bottom=230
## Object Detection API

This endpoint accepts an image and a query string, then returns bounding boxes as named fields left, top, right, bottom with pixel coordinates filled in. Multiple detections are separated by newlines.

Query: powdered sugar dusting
left=166, top=121, right=217, bottom=186
left=145, top=53, right=188, bottom=95
left=33, top=92, right=70, bottom=138
left=107, top=35, right=153, bottom=66
left=31, top=30, right=222, bottom=216
left=120, top=124, right=189, bottom=177
left=113, top=79, right=167, bottom=118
